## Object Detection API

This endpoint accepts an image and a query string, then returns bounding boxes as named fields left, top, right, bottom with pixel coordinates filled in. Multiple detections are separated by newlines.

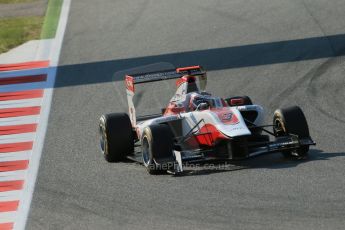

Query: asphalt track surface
left=27, top=1, right=345, bottom=229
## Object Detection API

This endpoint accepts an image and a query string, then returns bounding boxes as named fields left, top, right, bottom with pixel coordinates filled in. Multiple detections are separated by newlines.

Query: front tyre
left=273, top=106, right=310, bottom=159
left=141, top=124, right=174, bottom=174
left=99, top=113, right=134, bottom=162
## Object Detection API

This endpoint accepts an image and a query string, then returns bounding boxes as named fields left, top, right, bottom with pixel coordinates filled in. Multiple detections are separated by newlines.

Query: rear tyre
left=99, top=113, right=134, bottom=162
left=273, top=106, right=310, bottom=159
left=141, top=124, right=174, bottom=174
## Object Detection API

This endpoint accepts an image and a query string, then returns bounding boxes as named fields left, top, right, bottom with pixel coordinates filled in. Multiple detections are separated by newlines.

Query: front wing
left=127, top=134, right=316, bottom=173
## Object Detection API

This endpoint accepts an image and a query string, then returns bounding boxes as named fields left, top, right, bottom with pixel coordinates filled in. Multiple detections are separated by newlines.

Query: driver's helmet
left=189, top=93, right=210, bottom=111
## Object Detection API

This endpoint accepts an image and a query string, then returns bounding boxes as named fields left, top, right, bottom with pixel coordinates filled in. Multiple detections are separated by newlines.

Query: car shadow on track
left=55, top=33, right=345, bottom=88
left=175, top=149, right=345, bottom=177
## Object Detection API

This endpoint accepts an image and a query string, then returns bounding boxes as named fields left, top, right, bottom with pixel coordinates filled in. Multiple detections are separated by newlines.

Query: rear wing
left=125, top=66, right=207, bottom=126
left=125, top=66, right=206, bottom=92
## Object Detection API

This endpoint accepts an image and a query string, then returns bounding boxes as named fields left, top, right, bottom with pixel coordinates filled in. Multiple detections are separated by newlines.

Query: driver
left=189, top=93, right=210, bottom=111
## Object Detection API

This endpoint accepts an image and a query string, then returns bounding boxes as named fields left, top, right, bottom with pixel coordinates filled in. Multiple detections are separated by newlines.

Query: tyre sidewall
left=141, top=124, right=174, bottom=174
left=100, top=113, right=133, bottom=162
left=273, top=106, right=310, bottom=158
left=141, top=127, right=154, bottom=168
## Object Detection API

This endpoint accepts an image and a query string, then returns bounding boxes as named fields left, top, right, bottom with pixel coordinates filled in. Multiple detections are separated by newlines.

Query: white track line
left=14, top=0, right=72, bottom=229
left=0, top=170, right=26, bottom=182
left=0, top=133, right=35, bottom=144
left=0, top=191, right=22, bottom=202
left=0, top=212, right=17, bottom=223
left=0, top=115, right=39, bottom=126
left=0, top=98, right=42, bottom=109
left=49, top=0, right=70, bottom=67
left=0, top=151, right=30, bottom=162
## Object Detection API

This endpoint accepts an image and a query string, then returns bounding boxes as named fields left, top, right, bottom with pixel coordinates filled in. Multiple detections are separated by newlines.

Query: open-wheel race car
left=99, top=64, right=315, bottom=174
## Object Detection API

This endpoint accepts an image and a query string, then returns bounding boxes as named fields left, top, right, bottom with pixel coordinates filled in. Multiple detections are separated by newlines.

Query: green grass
left=41, top=0, right=63, bottom=39
left=0, top=0, right=63, bottom=54
left=0, top=0, right=37, bottom=3
left=0, top=16, right=43, bottom=53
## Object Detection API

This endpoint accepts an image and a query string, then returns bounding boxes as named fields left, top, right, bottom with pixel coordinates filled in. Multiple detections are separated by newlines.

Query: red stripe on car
left=196, top=123, right=228, bottom=146
left=176, top=66, right=201, bottom=72
left=125, top=75, right=135, bottom=93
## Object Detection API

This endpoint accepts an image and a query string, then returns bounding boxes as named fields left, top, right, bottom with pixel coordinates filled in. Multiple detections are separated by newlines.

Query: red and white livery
left=99, top=65, right=315, bottom=174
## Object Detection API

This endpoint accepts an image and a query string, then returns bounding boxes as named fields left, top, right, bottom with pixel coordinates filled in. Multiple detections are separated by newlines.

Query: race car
left=99, top=65, right=315, bottom=174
